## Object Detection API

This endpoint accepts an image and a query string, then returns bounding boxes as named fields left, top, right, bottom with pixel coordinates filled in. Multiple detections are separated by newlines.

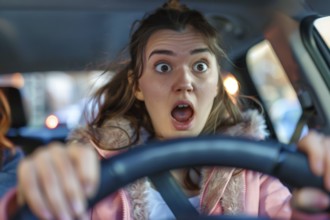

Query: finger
left=291, top=188, right=330, bottom=213
left=17, top=159, right=53, bottom=219
left=48, top=143, right=87, bottom=217
left=35, top=148, right=74, bottom=220
left=323, top=137, right=330, bottom=190
left=68, top=143, right=100, bottom=198
left=298, top=131, right=325, bottom=176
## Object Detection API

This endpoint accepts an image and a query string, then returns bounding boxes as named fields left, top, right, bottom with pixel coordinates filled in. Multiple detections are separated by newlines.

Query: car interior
left=0, top=0, right=330, bottom=219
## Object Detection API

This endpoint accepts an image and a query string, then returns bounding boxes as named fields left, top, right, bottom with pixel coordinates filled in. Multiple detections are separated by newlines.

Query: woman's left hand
left=291, top=131, right=330, bottom=212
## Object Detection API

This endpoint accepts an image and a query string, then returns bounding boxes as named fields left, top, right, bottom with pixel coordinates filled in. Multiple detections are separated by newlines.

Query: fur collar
left=220, top=109, right=269, bottom=139
left=200, top=109, right=268, bottom=215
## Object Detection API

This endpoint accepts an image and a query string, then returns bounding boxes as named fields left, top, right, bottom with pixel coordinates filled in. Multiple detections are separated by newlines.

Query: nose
left=173, top=67, right=194, bottom=93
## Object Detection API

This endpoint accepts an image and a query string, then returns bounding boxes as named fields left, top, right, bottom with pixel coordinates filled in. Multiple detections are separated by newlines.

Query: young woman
left=1, top=0, right=330, bottom=219
left=0, top=90, right=24, bottom=198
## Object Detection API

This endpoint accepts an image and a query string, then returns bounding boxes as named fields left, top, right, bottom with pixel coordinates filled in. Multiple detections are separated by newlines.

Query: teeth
left=177, top=104, right=188, bottom=108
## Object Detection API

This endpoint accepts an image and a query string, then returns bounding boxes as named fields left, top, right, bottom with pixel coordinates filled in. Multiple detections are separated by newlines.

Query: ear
left=135, top=87, right=144, bottom=101
left=128, top=70, right=144, bottom=101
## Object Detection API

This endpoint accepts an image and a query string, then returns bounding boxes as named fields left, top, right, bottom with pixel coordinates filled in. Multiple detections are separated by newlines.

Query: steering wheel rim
left=15, top=135, right=326, bottom=220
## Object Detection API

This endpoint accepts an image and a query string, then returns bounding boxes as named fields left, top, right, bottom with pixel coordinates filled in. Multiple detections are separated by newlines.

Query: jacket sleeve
left=258, top=174, right=293, bottom=218
left=259, top=174, right=330, bottom=219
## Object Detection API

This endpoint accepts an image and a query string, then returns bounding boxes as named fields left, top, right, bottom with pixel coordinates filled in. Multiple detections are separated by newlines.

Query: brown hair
left=0, top=90, right=14, bottom=167
left=87, top=0, right=244, bottom=188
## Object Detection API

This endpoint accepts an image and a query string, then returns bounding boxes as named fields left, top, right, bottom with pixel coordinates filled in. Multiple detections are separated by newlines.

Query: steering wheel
left=15, top=135, right=327, bottom=220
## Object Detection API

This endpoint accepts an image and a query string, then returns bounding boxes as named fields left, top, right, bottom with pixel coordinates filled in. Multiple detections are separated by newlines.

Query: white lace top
left=147, top=186, right=200, bottom=220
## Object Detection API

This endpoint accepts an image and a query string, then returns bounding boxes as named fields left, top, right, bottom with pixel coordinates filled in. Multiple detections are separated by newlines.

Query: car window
left=246, top=40, right=306, bottom=144
left=0, top=70, right=108, bottom=129
left=314, top=16, right=330, bottom=49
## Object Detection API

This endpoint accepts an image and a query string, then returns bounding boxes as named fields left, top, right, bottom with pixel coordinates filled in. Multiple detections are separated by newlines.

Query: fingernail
left=80, top=212, right=90, bottom=220
left=309, top=190, right=330, bottom=210
left=72, top=200, right=85, bottom=216
left=59, top=212, right=71, bottom=220
left=317, top=194, right=330, bottom=208
left=41, top=210, right=53, bottom=219
left=84, top=184, right=95, bottom=197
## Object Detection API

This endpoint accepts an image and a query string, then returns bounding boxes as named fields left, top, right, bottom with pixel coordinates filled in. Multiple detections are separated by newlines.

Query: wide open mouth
left=171, top=103, right=194, bottom=123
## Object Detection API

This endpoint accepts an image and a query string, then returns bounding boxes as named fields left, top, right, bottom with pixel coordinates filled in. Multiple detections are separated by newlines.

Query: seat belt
left=149, top=171, right=200, bottom=219
left=289, top=109, right=314, bottom=144
left=289, top=91, right=315, bottom=144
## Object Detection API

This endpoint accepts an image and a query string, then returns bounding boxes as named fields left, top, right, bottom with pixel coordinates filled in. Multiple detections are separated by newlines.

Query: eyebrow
left=148, top=50, right=174, bottom=60
left=190, top=48, right=211, bottom=55
left=148, top=48, right=211, bottom=60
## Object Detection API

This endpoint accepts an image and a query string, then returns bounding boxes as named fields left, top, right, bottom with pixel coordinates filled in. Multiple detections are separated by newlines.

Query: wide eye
left=155, top=63, right=172, bottom=73
left=193, top=62, right=208, bottom=73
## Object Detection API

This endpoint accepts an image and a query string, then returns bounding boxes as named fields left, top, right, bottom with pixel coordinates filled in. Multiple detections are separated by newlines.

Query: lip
left=171, top=100, right=195, bottom=130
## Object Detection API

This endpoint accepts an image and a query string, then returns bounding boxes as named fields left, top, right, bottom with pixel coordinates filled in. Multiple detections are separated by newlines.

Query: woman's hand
left=17, top=142, right=99, bottom=220
left=291, top=131, right=330, bottom=212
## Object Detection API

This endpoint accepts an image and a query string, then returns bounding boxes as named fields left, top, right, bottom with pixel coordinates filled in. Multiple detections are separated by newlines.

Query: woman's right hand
left=17, top=142, right=100, bottom=220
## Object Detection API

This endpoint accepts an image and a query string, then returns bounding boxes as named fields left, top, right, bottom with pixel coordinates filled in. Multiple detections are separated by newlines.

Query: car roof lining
left=0, top=0, right=328, bottom=73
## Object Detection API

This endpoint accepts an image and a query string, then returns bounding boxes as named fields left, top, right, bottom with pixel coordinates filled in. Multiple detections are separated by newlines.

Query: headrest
left=0, top=86, right=28, bottom=128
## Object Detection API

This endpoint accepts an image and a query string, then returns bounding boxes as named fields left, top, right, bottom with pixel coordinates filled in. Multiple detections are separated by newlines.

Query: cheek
left=212, top=83, right=219, bottom=98
left=198, top=82, right=219, bottom=115
left=204, top=68, right=220, bottom=97
left=138, top=81, right=164, bottom=114
left=204, top=79, right=219, bottom=100
left=137, top=76, right=153, bottom=99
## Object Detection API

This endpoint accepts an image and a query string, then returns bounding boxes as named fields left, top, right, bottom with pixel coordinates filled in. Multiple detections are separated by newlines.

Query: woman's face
left=135, top=27, right=219, bottom=139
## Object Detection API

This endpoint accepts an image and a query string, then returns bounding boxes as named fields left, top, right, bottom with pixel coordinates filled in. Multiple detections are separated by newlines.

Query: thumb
left=292, top=188, right=330, bottom=213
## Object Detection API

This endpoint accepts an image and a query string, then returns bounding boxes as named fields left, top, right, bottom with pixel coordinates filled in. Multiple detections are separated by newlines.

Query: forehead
left=145, top=27, right=209, bottom=56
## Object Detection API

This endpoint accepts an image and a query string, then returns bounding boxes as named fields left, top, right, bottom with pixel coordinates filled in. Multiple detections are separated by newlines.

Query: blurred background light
left=45, top=114, right=59, bottom=129
left=223, top=74, right=239, bottom=95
